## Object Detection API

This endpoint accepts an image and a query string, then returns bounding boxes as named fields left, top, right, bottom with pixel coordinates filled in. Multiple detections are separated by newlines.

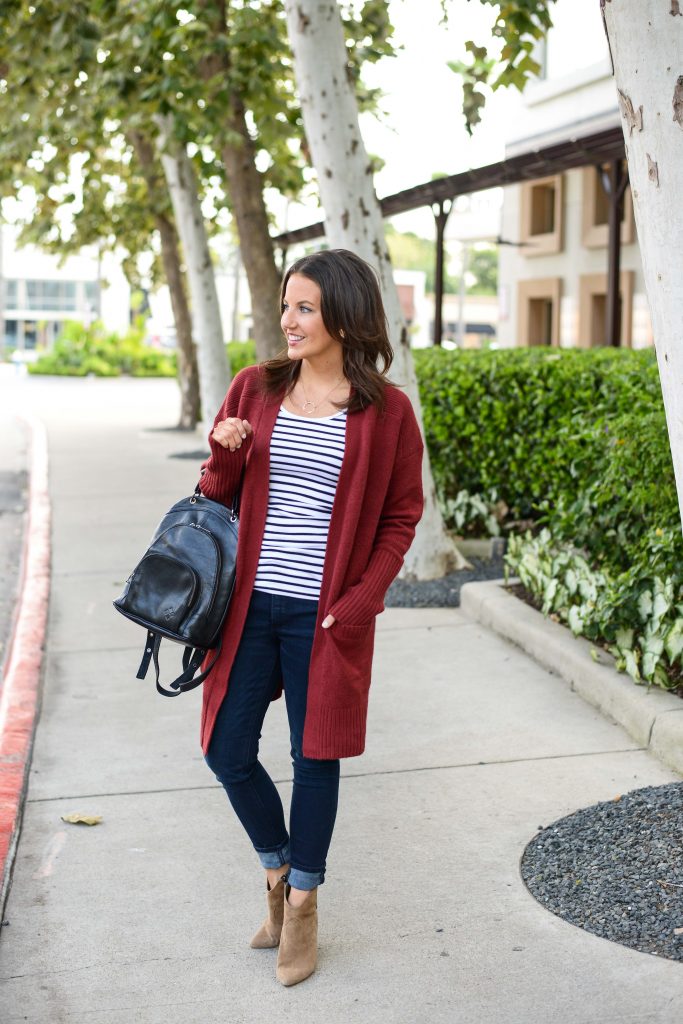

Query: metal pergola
left=271, top=124, right=628, bottom=347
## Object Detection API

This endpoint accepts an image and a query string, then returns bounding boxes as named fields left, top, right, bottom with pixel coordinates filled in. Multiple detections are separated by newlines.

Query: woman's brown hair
left=260, top=248, right=394, bottom=412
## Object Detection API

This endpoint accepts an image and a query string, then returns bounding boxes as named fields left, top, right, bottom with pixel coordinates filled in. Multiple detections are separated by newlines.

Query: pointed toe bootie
left=250, top=876, right=285, bottom=949
left=276, top=885, right=318, bottom=986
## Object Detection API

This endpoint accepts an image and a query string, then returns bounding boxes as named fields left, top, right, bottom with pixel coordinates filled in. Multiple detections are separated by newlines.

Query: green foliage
left=27, top=319, right=176, bottom=377
left=385, top=228, right=498, bottom=295
left=413, top=344, right=682, bottom=691
left=446, top=0, right=556, bottom=132
left=507, top=531, right=682, bottom=692
left=413, top=346, right=663, bottom=526
left=385, top=224, right=459, bottom=293
left=466, top=245, right=498, bottom=295
left=226, top=339, right=257, bottom=375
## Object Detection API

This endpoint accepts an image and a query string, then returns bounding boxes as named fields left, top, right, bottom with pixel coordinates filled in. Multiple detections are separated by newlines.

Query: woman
left=200, top=248, right=424, bottom=986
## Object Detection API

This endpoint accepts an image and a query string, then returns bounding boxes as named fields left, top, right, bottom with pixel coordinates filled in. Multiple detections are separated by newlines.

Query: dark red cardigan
left=198, top=364, right=424, bottom=759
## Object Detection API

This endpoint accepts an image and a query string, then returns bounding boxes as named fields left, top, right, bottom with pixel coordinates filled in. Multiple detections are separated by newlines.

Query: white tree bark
left=155, top=115, right=230, bottom=426
left=603, top=0, right=683, bottom=521
left=283, top=0, right=465, bottom=576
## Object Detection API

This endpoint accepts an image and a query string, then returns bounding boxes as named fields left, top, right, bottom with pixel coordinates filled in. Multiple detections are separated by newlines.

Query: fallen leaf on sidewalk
left=61, top=813, right=102, bottom=826
left=674, top=927, right=683, bottom=936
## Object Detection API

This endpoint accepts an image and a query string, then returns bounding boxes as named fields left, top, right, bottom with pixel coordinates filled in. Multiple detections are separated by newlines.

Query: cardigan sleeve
left=197, top=367, right=254, bottom=507
left=327, top=429, right=425, bottom=626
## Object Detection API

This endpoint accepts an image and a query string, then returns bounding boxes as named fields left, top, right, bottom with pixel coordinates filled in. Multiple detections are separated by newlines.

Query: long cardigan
left=198, top=364, right=425, bottom=759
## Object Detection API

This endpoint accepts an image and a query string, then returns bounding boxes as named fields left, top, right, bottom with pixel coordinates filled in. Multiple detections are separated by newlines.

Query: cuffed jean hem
left=287, top=866, right=325, bottom=891
left=256, top=841, right=291, bottom=870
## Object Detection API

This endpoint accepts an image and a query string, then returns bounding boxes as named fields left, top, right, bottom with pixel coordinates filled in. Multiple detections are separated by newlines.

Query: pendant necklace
left=298, top=375, right=345, bottom=415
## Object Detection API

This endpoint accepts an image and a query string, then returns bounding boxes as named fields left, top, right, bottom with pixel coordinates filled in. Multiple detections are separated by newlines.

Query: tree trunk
left=155, top=114, right=230, bottom=426
left=283, top=0, right=465, bottom=576
left=603, top=1, right=683, bottom=521
left=221, top=102, right=284, bottom=362
left=128, top=130, right=200, bottom=429
left=194, top=0, right=283, bottom=363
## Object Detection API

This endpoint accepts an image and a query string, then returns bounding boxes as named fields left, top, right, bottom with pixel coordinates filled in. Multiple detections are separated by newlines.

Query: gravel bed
left=521, top=782, right=683, bottom=961
left=385, top=555, right=507, bottom=607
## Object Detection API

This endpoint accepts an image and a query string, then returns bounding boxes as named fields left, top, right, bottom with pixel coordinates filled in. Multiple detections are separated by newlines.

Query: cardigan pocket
left=322, top=620, right=376, bottom=703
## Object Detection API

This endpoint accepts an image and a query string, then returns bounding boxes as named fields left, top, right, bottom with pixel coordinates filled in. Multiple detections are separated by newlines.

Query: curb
left=460, top=578, right=683, bottom=778
left=0, top=415, right=51, bottom=913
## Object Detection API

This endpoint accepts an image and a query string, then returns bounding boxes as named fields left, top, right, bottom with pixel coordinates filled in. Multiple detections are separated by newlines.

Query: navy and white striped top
left=253, top=404, right=348, bottom=600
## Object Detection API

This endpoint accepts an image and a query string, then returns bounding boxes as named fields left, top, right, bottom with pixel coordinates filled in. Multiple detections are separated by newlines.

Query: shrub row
left=411, top=346, right=682, bottom=691
left=27, top=320, right=176, bottom=378
left=26, top=322, right=258, bottom=383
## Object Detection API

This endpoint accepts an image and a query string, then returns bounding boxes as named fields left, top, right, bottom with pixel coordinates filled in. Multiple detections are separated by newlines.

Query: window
left=578, top=272, right=634, bottom=347
left=3, top=279, right=18, bottom=307
left=520, top=175, right=564, bottom=256
left=517, top=278, right=562, bottom=347
left=530, top=183, right=556, bottom=235
left=582, top=165, right=634, bottom=248
left=3, top=319, right=18, bottom=348
left=25, top=279, right=78, bottom=312
left=23, top=321, right=38, bottom=349
left=84, top=280, right=99, bottom=308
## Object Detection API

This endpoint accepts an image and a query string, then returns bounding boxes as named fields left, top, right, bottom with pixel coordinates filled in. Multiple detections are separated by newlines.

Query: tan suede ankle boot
left=250, top=876, right=285, bottom=949
left=276, top=885, right=318, bottom=986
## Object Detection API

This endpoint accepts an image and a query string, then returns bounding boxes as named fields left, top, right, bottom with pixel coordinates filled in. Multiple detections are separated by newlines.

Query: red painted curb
left=0, top=414, right=50, bottom=910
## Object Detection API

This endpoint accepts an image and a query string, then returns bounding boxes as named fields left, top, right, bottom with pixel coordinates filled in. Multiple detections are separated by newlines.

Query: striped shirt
left=253, top=404, right=348, bottom=600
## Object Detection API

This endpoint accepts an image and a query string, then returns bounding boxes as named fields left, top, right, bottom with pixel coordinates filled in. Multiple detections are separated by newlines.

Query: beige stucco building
left=497, top=0, right=652, bottom=350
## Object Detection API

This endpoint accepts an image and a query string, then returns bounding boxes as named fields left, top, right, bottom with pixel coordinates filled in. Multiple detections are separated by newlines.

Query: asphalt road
left=0, top=408, right=28, bottom=679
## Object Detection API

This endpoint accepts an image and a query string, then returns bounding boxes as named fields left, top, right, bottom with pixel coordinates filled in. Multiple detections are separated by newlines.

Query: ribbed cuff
left=303, top=702, right=368, bottom=759
left=328, top=547, right=403, bottom=625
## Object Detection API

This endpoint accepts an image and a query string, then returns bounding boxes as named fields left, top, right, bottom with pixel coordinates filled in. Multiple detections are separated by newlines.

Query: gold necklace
left=298, top=375, right=345, bottom=415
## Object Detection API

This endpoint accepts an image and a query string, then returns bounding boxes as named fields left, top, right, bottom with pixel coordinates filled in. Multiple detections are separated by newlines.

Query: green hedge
left=27, top=323, right=258, bottom=381
left=413, top=346, right=664, bottom=526
left=28, top=320, right=176, bottom=378
left=412, top=346, right=682, bottom=691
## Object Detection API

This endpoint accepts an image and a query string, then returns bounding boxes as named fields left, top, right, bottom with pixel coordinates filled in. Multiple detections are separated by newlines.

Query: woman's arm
left=198, top=368, right=255, bottom=506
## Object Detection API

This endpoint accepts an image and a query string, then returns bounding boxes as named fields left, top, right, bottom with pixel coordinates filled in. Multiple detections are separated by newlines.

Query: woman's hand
left=321, top=614, right=336, bottom=629
left=212, top=417, right=253, bottom=452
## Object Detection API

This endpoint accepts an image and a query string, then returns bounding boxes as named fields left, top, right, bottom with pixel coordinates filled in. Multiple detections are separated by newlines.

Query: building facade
left=497, top=0, right=652, bottom=350
left=0, top=223, right=131, bottom=356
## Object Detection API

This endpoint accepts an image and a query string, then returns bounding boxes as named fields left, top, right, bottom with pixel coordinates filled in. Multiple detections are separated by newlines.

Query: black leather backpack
left=113, top=484, right=240, bottom=696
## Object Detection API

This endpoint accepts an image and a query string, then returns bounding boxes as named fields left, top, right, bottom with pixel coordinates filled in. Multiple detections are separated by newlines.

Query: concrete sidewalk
left=0, top=372, right=681, bottom=1023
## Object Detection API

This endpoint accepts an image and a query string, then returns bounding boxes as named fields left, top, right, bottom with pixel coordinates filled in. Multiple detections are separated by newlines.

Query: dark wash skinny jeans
left=205, top=588, right=340, bottom=890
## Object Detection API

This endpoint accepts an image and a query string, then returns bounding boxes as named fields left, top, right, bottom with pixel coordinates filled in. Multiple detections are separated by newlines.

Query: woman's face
left=281, top=274, right=342, bottom=366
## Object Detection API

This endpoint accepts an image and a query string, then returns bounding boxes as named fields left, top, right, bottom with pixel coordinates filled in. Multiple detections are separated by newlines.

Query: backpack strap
left=136, top=631, right=161, bottom=680
left=136, top=633, right=223, bottom=697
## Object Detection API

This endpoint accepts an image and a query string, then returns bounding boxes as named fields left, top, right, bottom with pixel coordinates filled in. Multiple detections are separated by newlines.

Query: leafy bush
left=507, top=530, right=682, bottom=691
left=227, top=339, right=257, bottom=375
left=413, top=346, right=663, bottom=525
left=413, top=345, right=681, bottom=692
left=27, top=327, right=259, bottom=385
left=28, top=320, right=176, bottom=378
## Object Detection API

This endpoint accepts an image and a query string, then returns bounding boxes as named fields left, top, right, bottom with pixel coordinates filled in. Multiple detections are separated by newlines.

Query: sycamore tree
left=284, top=0, right=462, bottom=576
left=284, top=0, right=683, bottom=582
left=1, top=1, right=402, bottom=424
left=600, top=1, right=683, bottom=523
left=283, top=0, right=556, bottom=576
left=0, top=2, right=208, bottom=424
left=14, top=132, right=202, bottom=427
